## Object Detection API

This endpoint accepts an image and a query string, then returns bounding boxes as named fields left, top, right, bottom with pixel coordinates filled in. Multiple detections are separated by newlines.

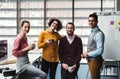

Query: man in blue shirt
left=81, top=13, right=105, bottom=79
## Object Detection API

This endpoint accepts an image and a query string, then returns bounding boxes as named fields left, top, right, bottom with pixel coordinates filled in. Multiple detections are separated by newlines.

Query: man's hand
left=62, top=63, right=68, bottom=70
left=81, top=51, right=88, bottom=58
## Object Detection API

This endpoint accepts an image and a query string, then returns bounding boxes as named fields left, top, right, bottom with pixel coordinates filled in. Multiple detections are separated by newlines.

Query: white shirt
left=66, top=35, right=75, bottom=44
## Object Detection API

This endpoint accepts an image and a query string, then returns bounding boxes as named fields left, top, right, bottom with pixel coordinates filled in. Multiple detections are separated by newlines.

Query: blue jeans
left=26, top=65, right=47, bottom=79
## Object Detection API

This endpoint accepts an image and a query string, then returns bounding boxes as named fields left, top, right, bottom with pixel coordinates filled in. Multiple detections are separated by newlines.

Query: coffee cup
left=68, top=66, right=73, bottom=72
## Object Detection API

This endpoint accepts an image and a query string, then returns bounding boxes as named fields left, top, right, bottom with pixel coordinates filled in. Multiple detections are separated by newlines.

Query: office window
left=46, top=0, right=73, bottom=25
left=0, top=0, right=115, bottom=53
left=20, top=0, right=44, bottom=36
left=74, top=0, right=114, bottom=50
left=0, top=0, right=17, bottom=36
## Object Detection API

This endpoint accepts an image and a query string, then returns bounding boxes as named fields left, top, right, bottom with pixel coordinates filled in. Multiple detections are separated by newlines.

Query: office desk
left=0, top=53, right=41, bottom=67
left=0, top=53, right=41, bottom=79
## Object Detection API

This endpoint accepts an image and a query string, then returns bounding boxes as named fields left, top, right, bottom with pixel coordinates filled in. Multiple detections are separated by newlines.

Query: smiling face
left=88, top=16, right=98, bottom=28
left=21, top=22, right=30, bottom=34
left=50, top=20, right=58, bottom=31
left=66, top=23, right=75, bottom=36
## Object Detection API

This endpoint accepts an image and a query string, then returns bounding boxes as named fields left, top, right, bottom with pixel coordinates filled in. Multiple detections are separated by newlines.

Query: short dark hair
left=48, top=18, right=62, bottom=31
left=66, top=22, right=75, bottom=29
left=21, top=20, right=30, bottom=27
left=89, top=13, right=98, bottom=21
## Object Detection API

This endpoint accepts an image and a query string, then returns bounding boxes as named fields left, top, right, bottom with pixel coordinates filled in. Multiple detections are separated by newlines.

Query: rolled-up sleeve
left=37, top=32, right=47, bottom=49
left=12, top=36, right=24, bottom=57
left=88, top=32, right=104, bottom=57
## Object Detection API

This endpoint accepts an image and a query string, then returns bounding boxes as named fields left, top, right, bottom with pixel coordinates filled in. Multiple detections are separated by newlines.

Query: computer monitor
left=0, top=40, right=7, bottom=64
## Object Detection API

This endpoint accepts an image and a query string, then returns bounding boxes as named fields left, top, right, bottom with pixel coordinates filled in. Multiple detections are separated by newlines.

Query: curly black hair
left=48, top=18, right=63, bottom=31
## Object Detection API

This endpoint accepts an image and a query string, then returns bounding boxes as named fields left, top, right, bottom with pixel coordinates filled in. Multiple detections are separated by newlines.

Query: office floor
left=48, top=63, right=118, bottom=79
left=0, top=63, right=118, bottom=79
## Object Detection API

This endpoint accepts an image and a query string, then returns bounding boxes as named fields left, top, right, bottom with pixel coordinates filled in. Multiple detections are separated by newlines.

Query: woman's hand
left=46, top=39, right=54, bottom=44
left=22, top=43, right=36, bottom=52
left=29, top=43, right=36, bottom=50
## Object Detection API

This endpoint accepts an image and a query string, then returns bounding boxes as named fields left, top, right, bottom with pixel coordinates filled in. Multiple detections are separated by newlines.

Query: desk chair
left=2, top=68, right=16, bottom=79
left=33, top=56, right=42, bottom=69
left=102, top=60, right=120, bottom=79
left=2, top=68, right=27, bottom=79
left=11, top=70, right=27, bottom=79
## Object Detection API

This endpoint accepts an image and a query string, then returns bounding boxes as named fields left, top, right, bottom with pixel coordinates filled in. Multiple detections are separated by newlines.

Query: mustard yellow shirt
left=38, top=29, right=62, bottom=62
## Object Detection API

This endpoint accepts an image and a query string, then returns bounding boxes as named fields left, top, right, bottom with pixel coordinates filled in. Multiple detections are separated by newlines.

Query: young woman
left=38, top=18, right=63, bottom=79
left=12, top=20, right=47, bottom=79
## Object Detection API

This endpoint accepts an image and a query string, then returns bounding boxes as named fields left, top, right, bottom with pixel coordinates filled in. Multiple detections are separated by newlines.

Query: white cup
left=68, top=66, right=73, bottom=72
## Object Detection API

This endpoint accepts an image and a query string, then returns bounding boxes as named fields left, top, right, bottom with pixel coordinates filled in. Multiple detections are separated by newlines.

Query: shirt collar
left=91, top=26, right=99, bottom=33
left=66, top=34, right=75, bottom=39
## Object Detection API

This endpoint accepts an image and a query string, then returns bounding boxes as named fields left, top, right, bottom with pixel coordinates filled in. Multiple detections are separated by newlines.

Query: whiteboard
left=97, top=12, right=120, bottom=60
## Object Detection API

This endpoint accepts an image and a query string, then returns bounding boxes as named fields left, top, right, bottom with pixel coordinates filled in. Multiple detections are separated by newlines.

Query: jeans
left=26, top=65, right=47, bottom=79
